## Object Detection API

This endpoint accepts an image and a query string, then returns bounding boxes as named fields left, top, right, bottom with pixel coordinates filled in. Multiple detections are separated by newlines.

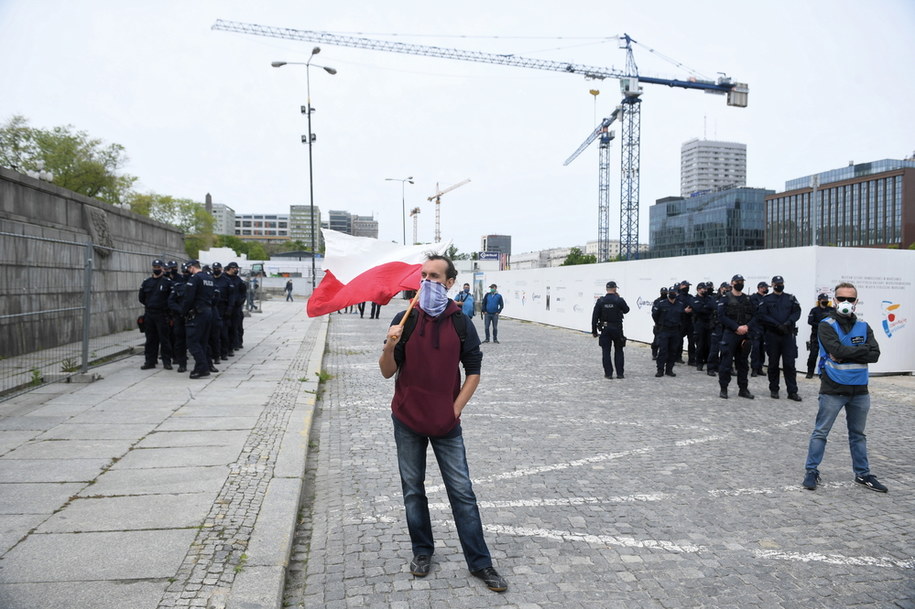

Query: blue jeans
left=805, top=392, right=871, bottom=476
left=392, top=415, right=492, bottom=571
left=484, top=312, right=499, bottom=340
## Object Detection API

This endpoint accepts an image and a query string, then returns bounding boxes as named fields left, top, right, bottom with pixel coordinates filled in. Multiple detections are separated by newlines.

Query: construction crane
left=212, top=20, right=749, bottom=259
left=409, top=206, right=421, bottom=245
left=565, top=106, right=620, bottom=262
left=427, top=179, right=471, bottom=242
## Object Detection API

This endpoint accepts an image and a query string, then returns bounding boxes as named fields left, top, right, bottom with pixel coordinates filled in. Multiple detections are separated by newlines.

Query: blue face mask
left=419, top=279, right=449, bottom=317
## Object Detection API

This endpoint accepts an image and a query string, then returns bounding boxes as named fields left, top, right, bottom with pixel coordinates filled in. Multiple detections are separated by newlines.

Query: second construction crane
left=427, top=179, right=471, bottom=243
left=212, top=20, right=749, bottom=259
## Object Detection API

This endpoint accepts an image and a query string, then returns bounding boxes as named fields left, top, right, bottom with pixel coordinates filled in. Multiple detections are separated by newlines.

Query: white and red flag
left=306, top=230, right=451, bottom=317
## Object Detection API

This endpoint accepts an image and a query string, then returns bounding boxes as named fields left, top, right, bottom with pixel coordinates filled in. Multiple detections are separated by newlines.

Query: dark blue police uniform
left=758, top=276, right=802, bottom=399
left=591, top=287, right=630, bottom=378
left=182, top=264, right=215, bottom=378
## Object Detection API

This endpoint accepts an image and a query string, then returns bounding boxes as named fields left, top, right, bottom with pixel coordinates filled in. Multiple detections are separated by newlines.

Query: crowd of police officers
left=591, top=273, right=834, bottom=400
left=138, top=258, right=249, bottom=379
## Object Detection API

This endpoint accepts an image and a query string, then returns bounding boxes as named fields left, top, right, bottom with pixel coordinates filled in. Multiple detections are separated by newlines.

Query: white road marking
left=484, top=524, right=706, bottom=554
left=753, top=549, right=915, bottom=570
left=427, top=494, right=666, bottom=511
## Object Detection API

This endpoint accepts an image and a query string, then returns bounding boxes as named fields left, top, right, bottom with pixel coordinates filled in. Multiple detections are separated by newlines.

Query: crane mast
left=213, top=20, right=748, bottom=260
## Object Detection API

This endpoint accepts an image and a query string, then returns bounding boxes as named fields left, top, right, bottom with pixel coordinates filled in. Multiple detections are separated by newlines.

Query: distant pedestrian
left=285, top=279, right=294, bottom=301
left=454, top=283, right=475, bottom=318
left=591, top=281, right=630, bottom=379
left=378, top=255, right=507, bottom=592
left=481, top=284, right=504, bottom=343
left=370, top=301, right=382, bottom=319
left=802, top=282, right=885, bottom=493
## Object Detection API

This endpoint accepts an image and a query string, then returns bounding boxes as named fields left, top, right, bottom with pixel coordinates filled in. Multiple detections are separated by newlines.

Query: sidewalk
left=0, top=300, right=326, bottom=609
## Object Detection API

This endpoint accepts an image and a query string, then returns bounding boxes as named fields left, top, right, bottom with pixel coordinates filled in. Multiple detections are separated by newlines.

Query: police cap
left=186, top=259, right=201, bottom=269
left=152, top=259, right=164, bottom=267
left=771, top=275, right=784, bottom=284
left=226, top=261, right=239, bottom=269
left=731, top=274, right=745, bottom=282
left=719, top=282, right=730, bottom=289
left=680, top=280, right=691, bottom=286
left=660, top=286, right=668, bottom=294
left=669, top=285, right=680, bottom=294
left=757, top=281, right=769, bottom=288
left=606, top=281, right=617, bottom=289
left=166, top=260, right=178, bottom=269
left=817, top=292, right=829, bottom=300
left=212, top=262, right=223, bottom=270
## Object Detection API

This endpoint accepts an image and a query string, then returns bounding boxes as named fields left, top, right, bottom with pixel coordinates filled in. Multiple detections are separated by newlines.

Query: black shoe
left=665, top=371, right=676, bottom=377
left=805, top=372, right=814, bottom=379
left=209, top=366, right=219, bottom=373
left=604, top=374, right=613, bottom=379
left=471, top=566, right=507, bottom=592
left=802, top=470, right=820, bottom=490
left=410, top=554, right=432, bottom=577
left=140, top=363, right=156, bottom=370
left=751, top=369, right=763, bottom=377
left=707, top=370, right=717, bottom=377
left=482, top=339, right=490, bottom=343
left=696, top=364, right=704, bottom=371
left=787, top=393, right=802, bottom=402
left=189, top=371, right=210, bottom=379
left=226, top=351, right=234, bottom=357
left=655, top=371, right=664, bottom=377
left=719, top=389, right=728, bottom=399
left=493, top=339, right=500, bottom=344
left=163, top=363, right=173, bottom=370
left=855, top=474, right=888, bottom=493
left=770, top=390, right=779, bottom=399
left=213, top=357, right=220, bottom=365
left=177, top=365, right=187, bottom=373
left=738, top=389, right=755, bottom=399
left=220, top=353, right=228, bottom=360
left=616, top=374, right=624, bottom=379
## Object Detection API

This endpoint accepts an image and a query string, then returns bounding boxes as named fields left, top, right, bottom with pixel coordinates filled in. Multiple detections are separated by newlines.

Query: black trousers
left=143, top=309, right=172, bottom=366
left=765, top=330, right=799, bottom=394
left=656, top=329, right=680, bottom=373
left=186, top=308, right=213, bottom=374
left=719, top=331, right=750, bottom=390
left=599, top=325, right=625, bottom=377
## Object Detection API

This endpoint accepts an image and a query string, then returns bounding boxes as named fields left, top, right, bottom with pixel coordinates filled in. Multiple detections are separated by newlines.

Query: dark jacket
left=592, top=293, right=630, bottom=334
left=482, top=292, right=504, bottom=314
left=139, top=275, right=173, bottom=311
left=817, top=313, right=880, bottom=395
left=758, top=291, right=802, bottom=334
left=652, top=297, right=688, bottom=330
left=390, top=301, right=482, bottom=437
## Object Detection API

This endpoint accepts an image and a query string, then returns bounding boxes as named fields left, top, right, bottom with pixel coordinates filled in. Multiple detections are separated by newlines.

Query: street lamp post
left=385, top=177, right=414, bottom=245
left=272, top=49, right=337, bottom=289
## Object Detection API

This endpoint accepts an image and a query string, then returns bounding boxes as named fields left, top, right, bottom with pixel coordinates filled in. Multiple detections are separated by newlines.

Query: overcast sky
left=2, top=1, right=913, bottom=255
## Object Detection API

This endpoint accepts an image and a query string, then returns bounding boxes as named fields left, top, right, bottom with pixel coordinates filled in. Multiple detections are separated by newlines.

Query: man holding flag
left=378, top=255, right=507, bottom=593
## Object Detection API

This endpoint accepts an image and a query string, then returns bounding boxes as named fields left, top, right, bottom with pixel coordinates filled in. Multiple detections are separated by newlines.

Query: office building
left=766, top=159, right=915, bottom=249
left=680, top=139, right=747, bottom=197
left=649, top=187, right=772, bottom=258
left=289, top=205, right=324, bottom=252
left=326, top=210, right=378, bottom=239
left=209, top=203, right=236, bottom=236
left=234, top=214, right=290, bottom=242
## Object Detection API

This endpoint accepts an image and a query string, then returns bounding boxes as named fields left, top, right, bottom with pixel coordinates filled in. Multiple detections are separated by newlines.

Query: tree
left=561, top=247, right=597, bottom=266
left=0, top=115, right=136, bottom=205
left=247, top=242, right=269, bottom=260
left=446, top=245, right=471, bottom=260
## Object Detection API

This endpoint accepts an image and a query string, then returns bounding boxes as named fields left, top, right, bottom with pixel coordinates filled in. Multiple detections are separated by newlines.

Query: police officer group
left=138, top=258, right=248, bottom=379
left=595, top=274, right=821, bottom=401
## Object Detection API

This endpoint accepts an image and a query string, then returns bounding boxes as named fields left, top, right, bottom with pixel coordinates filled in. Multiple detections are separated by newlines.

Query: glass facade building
left=648, top=187, right=772, bottom=258
left=766, top=160, right=915, bottom=249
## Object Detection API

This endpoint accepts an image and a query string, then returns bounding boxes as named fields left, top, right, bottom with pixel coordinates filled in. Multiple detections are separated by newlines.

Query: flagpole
left=390, top=285, right=421, bottom=339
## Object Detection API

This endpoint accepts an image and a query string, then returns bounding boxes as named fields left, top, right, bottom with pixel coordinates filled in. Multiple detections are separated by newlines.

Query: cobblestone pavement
left=284, top=313, right=915, bottom=609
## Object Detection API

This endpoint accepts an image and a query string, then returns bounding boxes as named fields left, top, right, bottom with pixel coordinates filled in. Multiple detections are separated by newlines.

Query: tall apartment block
left=680, top=139, right=747, bottom=196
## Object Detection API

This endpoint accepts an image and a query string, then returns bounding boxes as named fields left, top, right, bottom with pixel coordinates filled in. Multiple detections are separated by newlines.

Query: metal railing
left=0, top=230, right=183, bottom=400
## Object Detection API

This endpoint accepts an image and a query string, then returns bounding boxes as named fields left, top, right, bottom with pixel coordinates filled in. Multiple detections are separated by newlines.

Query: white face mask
left=419, top=279, right=449, bottom=317
left=835, top=299, right=856, bottom=317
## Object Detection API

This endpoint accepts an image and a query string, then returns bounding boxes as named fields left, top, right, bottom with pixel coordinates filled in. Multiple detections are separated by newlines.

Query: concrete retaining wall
left=0, top=166, right=186, bottom=358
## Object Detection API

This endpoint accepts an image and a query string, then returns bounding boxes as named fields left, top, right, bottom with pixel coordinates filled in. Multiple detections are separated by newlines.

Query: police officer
left=138, top=259, right=174, bottom=370
left=749, top=281, right=769, bottom=377
left=717, top=274, right=755, bottom=399
left=652, top=285, right=691, bottom=377
left=591, top=281, right=630, bottom=379
left=805, top=293, right=834, bottom=378
left=705, top=282, right=730, bottom=376
left=758, top=275, right=803, bottom=401
left=211, top=262, right=235, bottom=360
left=182, top=259, right=216, bottom=379
left=690, top=282, right=715, bottom=372
left=168, top=262, right=191, bottom=373
left=650, top=286, right=669, bottom=360
left=676, top=280, right=695, bottom=365
left=224, top=262, right=246, bottom=352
